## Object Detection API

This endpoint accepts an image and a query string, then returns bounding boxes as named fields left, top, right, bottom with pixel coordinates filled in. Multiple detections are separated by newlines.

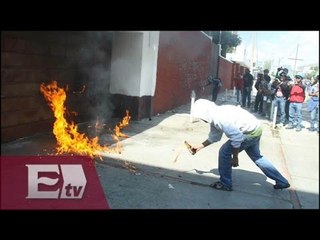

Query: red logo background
left=1, top=156, right=109, bottom=210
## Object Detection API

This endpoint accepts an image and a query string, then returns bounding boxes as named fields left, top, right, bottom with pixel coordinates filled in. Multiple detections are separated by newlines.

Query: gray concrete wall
left=140, top=31, right=159, bottom=97
left=110, top=32, right=143, bottom=97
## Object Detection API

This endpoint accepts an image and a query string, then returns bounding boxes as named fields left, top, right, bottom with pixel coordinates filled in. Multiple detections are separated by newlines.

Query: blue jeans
left=242, top=87, right=252, bottom=107
left=288, top=102, right=303, bottom=129
left=272, top=97, right=286, bottom=124
left=218, top=135, right=289, bottom=188
left=310, top=104, right=319, bottom=131
left=236, top=89, right=242, bottom=102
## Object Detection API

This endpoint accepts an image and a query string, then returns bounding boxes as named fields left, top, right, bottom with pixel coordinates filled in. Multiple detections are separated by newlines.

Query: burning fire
left=40, top=81, right=130, bottom=159
left=114, top=110, right=131, bottom=138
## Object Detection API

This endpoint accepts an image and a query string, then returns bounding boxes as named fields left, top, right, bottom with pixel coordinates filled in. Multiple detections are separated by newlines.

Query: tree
left=303, top=65, right=319, bottom=80
left=206, top=31, right=242, bottom=57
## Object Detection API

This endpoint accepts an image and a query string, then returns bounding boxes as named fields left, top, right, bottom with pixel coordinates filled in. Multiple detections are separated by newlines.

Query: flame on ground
left=114, top=110, right=131, bottom=138
left=40, top=81, right=130, bottom=159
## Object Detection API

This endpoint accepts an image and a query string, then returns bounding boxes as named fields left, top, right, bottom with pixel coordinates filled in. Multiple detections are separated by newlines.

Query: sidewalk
left=96, top=90, right=319, bottom=209
left=1, top=90, right=319, bottom=209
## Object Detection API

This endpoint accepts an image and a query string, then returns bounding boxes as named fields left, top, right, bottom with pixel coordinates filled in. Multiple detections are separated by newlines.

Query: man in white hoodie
left=189, top=99, right=290, bottom=191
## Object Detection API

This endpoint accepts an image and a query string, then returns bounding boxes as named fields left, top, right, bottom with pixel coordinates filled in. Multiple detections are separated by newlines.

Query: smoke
left=74, top=31, right=114, bottom=124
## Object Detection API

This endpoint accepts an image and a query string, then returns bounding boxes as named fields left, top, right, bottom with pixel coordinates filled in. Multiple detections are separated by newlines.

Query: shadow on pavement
left=96, top=156, right=309, bottom=209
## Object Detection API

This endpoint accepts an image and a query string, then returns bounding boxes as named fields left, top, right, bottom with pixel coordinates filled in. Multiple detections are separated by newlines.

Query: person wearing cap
left=307, top=75, right=319, bottom=132
left=187, top=99, right=290, bottom=191
left=286, top=75, right=306, bottom=131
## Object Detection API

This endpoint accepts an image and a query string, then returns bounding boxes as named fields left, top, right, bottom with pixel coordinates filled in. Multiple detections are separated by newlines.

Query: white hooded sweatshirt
left=192, top=99, right=261, bottom=148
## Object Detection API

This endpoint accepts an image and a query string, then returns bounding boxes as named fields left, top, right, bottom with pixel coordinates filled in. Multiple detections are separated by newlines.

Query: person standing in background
left=286, top=75, right=305, bottom=132
left=204, top=75, right=222, bottom=103
left=307, top=75, right=319, bottom=132
left=261, top=69, right=272, bottom=118
left=254, top=73, right=264, bottom=114
left=242, top=68, right=254, bottom=108
left=235, top=73, right=244, bottom=104
left=271, top=78, right=287, bottom=127
left=276, top=67, right=293, bottom=122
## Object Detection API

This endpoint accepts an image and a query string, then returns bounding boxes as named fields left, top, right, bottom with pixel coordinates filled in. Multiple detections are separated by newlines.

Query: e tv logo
left=26, top=164, right=87, bottom=199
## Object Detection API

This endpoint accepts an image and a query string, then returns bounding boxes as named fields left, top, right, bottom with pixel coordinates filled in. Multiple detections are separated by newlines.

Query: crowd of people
left=217, top=67, right=319, bottom=133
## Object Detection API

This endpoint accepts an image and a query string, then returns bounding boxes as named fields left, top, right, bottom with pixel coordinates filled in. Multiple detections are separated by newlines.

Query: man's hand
left=185, top=140, right=212, bottom=155
left=184, top=141, right=197, bottom=155
left=232, top=156, right=239, bottom=167
left=232, top=147, right=240, bottom=167
left=191, top=144, right=204, bottom=154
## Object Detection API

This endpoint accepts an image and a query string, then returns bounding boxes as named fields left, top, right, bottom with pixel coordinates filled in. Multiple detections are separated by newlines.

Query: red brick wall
left=218, top=57, right=233, bottom=90
left=153, top=31, right=214, bottom=114
left=231, top=62, right=239, bottom=88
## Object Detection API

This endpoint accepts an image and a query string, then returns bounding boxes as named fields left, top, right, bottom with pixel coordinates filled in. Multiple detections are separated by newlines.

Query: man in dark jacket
left=205, top=75, right=222, bottom=102
left=242, top=68, right=254, bottom=108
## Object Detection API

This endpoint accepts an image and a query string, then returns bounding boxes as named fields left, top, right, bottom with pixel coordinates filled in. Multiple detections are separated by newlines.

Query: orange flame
left=114, top=110, right=131, bottom=138
left=40, top=81, right=130, bottom=159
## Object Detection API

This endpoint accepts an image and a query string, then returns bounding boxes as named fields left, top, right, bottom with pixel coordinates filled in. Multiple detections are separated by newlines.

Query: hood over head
left=192, top=99, right=217, bottom=123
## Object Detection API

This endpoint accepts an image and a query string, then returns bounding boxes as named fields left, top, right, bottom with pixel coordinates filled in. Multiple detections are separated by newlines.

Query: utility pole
left=288, top=43, right=303, bottom=76
left=250, top=32, right=256, bottom=73
left=216, top=31, right=222, bottom=78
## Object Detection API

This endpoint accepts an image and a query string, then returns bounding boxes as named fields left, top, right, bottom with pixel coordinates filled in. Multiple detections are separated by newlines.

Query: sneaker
left=210, top=181, right=232, bottom=191
left=308, top=127, right=315, bottom=132
left=273, top=183, right=290, bottom=190
left=296, top=128, right=302, bottom=132
left=286, top=125, right=294, bottom=129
